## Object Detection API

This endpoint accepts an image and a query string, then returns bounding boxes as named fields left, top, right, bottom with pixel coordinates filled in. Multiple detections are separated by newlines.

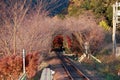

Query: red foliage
left=66, top=36, right=72, bottom=48
left=53, top=35, right=63, bottom=48
left=0, top=52, right=41, bottom=79
left=25, top=52, right=40, bottom=78
left=52, top=35, right=72, bottom=49
left=0, top=55, right=22, bottom=79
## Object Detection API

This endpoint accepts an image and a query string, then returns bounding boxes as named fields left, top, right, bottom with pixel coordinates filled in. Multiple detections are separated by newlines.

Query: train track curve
left=56, top=52, right=90, bottom=80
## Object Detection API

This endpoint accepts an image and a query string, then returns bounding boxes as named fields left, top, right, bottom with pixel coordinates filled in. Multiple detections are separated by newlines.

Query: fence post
left=23, top=49, right=26, bottom=74
left=18, top=49, right=26, bottom=80
left=84, top=42, right=89, bottom=58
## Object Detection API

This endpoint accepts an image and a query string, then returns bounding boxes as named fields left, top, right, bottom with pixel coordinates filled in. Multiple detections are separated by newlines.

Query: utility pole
left=112, top=2, right=120, bottom=55
left=113, top=3, right=117, bottom=55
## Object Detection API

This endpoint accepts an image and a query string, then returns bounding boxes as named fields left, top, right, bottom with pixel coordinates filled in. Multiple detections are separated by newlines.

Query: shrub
left=81, top=0, right=91, bottom=10
left=0, top=52, right=41, bottom=79
left=106, top=5, right=113, bottom=26
left=105, top=73, right=120, bottom=80
left=25, top=52, right=41, bottom=78
left=68, top=5, right=82, bottom=16
left=0, top=55, right=22, bottom=79
left=99, top=20, right=111, bottom=31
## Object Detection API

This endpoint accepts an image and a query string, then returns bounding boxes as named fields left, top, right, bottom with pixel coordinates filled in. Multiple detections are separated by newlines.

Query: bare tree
left=0, top=0, right=68, bottom=54
left=0, top=0, right=31, bottom=54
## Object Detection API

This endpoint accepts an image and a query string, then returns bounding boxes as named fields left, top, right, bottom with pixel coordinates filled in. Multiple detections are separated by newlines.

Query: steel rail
left=64, top=55, right=90, bottom=80
left=56, top=52, right=74, bottom=80
left=56, top=52, right=90, bottom=80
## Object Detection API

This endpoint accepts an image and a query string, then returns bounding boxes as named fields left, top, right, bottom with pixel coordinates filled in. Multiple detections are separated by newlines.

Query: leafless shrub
left=64, top=14, right=105, bottom=54
left=50, top=13, right=105, bottom=54
left=0, top=0, right=32, bottom=54
left=18, top=13, right=104, bottom=55
left=0, top=3, right=105, bottom=55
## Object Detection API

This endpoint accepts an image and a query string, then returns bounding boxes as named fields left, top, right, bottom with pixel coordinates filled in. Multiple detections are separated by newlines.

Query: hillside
left=59, top=0, right=116, bottom=27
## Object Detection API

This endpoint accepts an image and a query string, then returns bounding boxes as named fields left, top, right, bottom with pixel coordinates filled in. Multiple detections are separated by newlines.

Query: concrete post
left=23, top=49, right=26, bottom=73
left=112, top=3, right=117, bottom=54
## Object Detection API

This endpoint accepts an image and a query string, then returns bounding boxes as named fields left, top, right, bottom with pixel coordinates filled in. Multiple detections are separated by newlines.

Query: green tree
left=106, top=5, right=113, bottom=26
left=81, top=0, right=91, bottom=10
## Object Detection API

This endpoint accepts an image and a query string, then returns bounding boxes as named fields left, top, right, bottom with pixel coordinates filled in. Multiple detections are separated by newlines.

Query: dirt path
left=45, top=52, right=70, bottom=80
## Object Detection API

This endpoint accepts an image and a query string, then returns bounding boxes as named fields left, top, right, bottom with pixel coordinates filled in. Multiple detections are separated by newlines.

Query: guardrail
left=40, top=68, right=54, bottom=80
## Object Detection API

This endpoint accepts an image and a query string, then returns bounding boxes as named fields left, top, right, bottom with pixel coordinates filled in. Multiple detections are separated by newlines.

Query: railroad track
left=56, top=52, right=90, bottom=80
